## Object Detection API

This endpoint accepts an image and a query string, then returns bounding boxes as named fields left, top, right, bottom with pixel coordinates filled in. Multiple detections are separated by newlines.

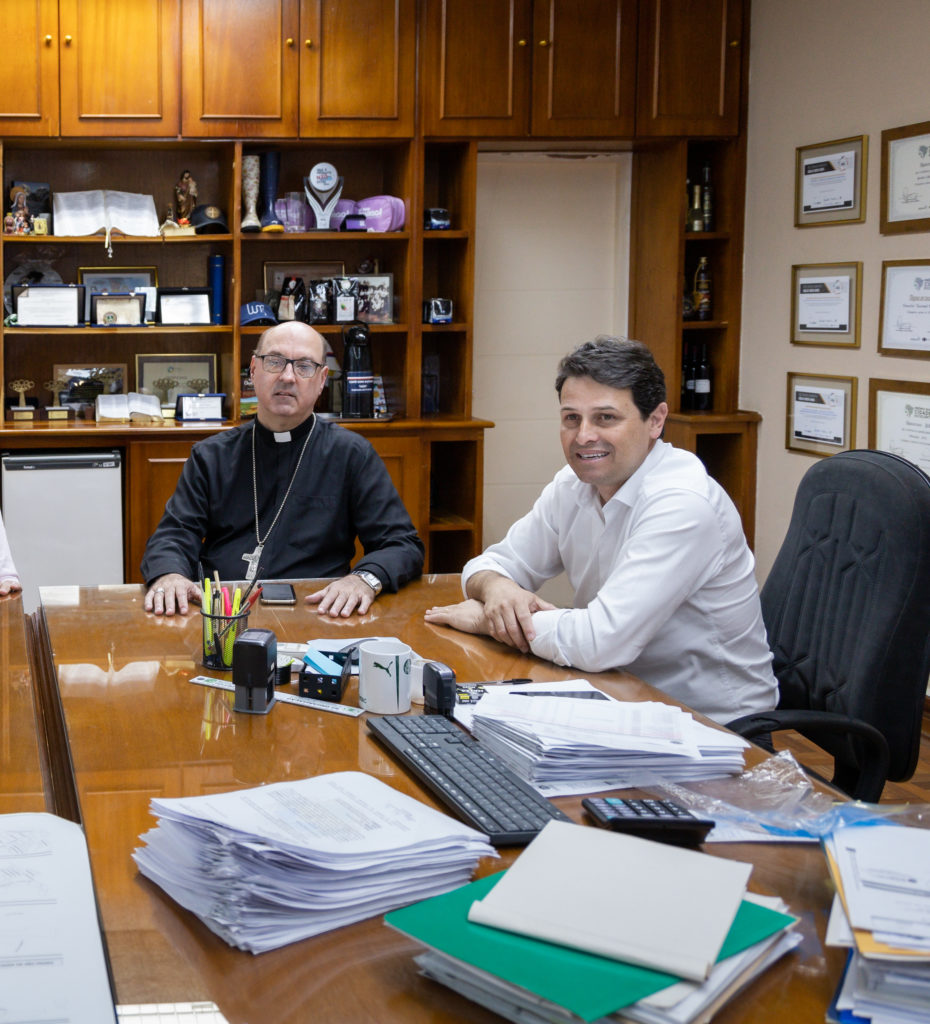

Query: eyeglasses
left=253, top=353, right=323, bottom=378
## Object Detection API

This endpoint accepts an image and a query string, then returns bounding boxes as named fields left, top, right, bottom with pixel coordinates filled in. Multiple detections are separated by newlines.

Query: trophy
left=9, top=378, right=35, bottom=420
left=44, top=378, right=69, bottom=420
left=241, top=154, right=261, bottom=232
left=152, top=377, right=180, bottom=404
left=304, top=162, right=344, bottom=230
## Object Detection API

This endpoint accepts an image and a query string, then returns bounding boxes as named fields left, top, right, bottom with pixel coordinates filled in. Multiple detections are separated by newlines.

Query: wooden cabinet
left=0, top=0, right=59, bottom=137
left=0, top=0, right=180, bottom=138
left=420, top=0, right=636, bottom=138
left=636, top=0, right=744, bottom=137
left=629, top=133, right=757, bottom=542
left=126, top=438, right=194, bottom=582
left=181, top=0, right=415, bottom=138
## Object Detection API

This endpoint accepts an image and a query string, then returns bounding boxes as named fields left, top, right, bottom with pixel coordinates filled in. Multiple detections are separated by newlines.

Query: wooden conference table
left=28, top=576, right=844, bottom=1024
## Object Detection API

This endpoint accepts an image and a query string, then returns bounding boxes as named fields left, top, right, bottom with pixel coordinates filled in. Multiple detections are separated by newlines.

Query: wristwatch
left=352, top=569, right=383, bottom=596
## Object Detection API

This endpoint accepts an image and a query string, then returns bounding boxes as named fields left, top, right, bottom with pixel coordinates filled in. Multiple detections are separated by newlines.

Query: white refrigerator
left=1, top=451, right=124, bottom=611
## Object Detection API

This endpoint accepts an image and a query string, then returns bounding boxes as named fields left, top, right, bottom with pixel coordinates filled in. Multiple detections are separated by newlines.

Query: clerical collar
left=254, top=413, right=316, bottom=445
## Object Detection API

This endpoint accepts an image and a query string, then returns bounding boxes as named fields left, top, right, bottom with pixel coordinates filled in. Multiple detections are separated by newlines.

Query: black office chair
left=727, top=449, right=930, bottom=802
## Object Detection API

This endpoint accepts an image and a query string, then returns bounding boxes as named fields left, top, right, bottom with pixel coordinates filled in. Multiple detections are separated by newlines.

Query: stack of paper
left=132, top=771, right=496, bottom=953
left=824, top=822, right=930, bottom=1023
left=456, top=681, right=748, bottom=796
left=386, top=820, right=799, bottom=1024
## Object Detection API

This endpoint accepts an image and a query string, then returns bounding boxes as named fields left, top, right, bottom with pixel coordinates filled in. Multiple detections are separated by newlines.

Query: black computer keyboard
left=367, top=713, right=572, bottom=845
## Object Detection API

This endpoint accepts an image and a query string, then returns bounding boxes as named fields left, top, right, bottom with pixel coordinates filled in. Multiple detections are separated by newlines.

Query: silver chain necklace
left=242, top=417, right=316, bottom=581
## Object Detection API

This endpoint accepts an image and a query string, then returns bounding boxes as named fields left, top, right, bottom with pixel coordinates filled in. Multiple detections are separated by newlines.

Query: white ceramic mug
left=358, top=639, right=412, bottom=714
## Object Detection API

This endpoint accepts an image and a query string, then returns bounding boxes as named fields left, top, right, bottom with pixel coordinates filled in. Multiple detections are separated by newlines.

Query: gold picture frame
left=786, top=372, right=857, bottom=456
left=78, top=266, right=157, bottom=322
left=868, top=378, right=930, bottom=476
left=790, top=262, right=861, bottom=347
left=795, top=136, right=867, bottom=227
left=878, top=259, right=930, bottom=358
left=880, top=120, right=930, bottom=235
left=135, top=353, right=217, bottom=405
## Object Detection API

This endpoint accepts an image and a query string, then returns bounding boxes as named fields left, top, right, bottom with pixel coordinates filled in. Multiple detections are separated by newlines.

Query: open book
left=96, top=392, right=164, bottom=423
left=52, top=189, right=160, bottom=249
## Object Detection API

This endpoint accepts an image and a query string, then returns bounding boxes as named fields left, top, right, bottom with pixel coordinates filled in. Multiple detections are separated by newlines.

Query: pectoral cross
left=242, top=543, right=263, bottom=582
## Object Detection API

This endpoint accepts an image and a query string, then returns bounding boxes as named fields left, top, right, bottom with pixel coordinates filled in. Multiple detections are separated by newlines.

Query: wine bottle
left=693, top=256, right=712, bottom=321
left=688, top=184, right=704, bottom=232
left=694, top=343, right=713, bottom=412
left=701, top=162, right=714, bottom=232
left=680, top=346, right=692, bottom=409
left=342, top=325, right=373, bottom=419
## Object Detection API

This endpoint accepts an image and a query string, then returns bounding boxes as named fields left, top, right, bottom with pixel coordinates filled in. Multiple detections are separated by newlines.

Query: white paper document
left=456, top=681, right=746, bottom=794
left=466, top=820, right=752, bottom=982
left=0, top=812, right=116, bottom=1023
left=133, top=771, right=496, bottom=953
left=830, top=824, right=930, bottom=944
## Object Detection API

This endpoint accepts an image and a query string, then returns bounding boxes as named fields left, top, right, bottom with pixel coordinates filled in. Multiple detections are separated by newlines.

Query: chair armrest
left=725, top=709, right=890, bottom=802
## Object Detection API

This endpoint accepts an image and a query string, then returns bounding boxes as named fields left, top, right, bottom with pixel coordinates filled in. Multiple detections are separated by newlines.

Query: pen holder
left=201, top=608, right=251, bottom=670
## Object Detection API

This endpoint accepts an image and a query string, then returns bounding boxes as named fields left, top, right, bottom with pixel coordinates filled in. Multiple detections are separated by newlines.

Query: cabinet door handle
left=305, top=38, right=313, bottom=48
left=286, top=37, right=294, bottom=47
left=538, top=39, right=549, bottom=47
left=517, top=38, right=526, bottom=46
left=44, top=34, right=52, bottom=45
left=64, top=34, right=72, bottom=45
left=728, top=39, right=740, bottom=47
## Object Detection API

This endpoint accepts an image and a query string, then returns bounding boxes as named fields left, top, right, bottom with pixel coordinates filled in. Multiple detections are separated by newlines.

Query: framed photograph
left=52, top=363, right=127, bottom=405
left=880, top=121, right=930, bottom=235
left=869, top=378, right=930, bottom=475
left=135, top=353, right=217, bottom=405
left=790, top=262, right=861, bottom=347
left=157, top=287, right=211, bottom=325
left=90, top=292, right=145, bottom=326
left=795, top=136, right=867, bottom=227
left=78, top=266, right=157, bottom=322
left=786, top=372, right=857, bottom=456
left=878, top=260, right=930, bottom=358
left=262, top=260, right=345, bottom=294
left=355, top=273, right=394, bottom=324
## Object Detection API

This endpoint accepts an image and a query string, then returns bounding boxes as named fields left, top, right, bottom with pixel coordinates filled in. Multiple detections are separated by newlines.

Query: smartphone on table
left=260, top=583, right=297, bottom=605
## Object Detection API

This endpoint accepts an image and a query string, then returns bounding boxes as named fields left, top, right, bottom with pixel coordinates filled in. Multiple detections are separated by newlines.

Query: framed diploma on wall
left=869, top=378, right=930, bottom=475
left=795, top=136, right=867, bottom=227
left=878, top=260, right=930, bottom=358
left=786, top=372, right=857, bottom=457
left=880, top=120, right=930, bottom=235
left=791, top=262, right=861, bottom=347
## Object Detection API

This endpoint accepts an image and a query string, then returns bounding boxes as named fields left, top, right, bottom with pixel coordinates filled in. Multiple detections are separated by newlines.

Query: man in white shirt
left=424, top=336, right=776, bottom=724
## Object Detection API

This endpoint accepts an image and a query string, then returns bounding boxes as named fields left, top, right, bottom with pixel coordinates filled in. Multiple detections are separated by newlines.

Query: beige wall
left=473, top=152, right=631, bottom=601
left=743, top=0, right=930, bottom=581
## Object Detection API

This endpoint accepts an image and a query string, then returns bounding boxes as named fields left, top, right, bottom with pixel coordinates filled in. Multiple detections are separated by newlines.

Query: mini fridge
left=1, top=451, right=123, bottom=612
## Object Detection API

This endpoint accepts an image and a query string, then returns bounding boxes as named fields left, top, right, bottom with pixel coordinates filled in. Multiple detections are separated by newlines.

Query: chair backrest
left=761, top=449, right=930, bottom=783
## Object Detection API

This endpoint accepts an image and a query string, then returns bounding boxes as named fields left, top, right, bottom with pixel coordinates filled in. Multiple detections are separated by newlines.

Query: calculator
left=581, top=797, right=715, bottom=846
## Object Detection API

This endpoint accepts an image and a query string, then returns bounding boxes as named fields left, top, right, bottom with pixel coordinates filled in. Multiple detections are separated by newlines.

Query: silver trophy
left=304, top=162, right=344, bottom=230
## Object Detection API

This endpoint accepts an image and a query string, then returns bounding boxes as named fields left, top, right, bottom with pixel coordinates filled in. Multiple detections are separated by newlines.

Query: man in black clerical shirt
left=142, top=321, right=424, bottom=617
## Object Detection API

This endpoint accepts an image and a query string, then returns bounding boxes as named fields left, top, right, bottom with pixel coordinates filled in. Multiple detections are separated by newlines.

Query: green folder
left=386, top=871, right=795, bottom=1022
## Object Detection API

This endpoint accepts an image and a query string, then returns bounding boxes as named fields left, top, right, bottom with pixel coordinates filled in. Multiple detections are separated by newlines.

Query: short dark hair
left=555, top=336, right=666, bottom=419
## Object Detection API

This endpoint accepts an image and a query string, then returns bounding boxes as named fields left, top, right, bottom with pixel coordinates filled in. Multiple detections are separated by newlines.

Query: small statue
left=174, top=170, right=198, bottom=225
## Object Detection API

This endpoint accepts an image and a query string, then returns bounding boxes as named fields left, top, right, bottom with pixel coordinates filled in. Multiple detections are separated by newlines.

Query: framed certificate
left=795, top=136, right=867, bottom=227
left=786, top=372, right=857, bottom=456
left=878, top=260, right=930, bottom=358
left=157, top=287, right=212, bottom=325
left=13, top=284, right=84, bottom=326
left=880, top=120, right=930, bottom=235
left=791, top=262, right=861, bottom=347
left=869, top=378, right=930, bottom=475
left=90, top=292, right=145, bottom=326
left=135, top=353, right=217, bottom=405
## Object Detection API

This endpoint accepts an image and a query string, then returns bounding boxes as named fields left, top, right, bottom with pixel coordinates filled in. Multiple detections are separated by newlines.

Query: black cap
left=191, top=204, right=229, bottom=234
